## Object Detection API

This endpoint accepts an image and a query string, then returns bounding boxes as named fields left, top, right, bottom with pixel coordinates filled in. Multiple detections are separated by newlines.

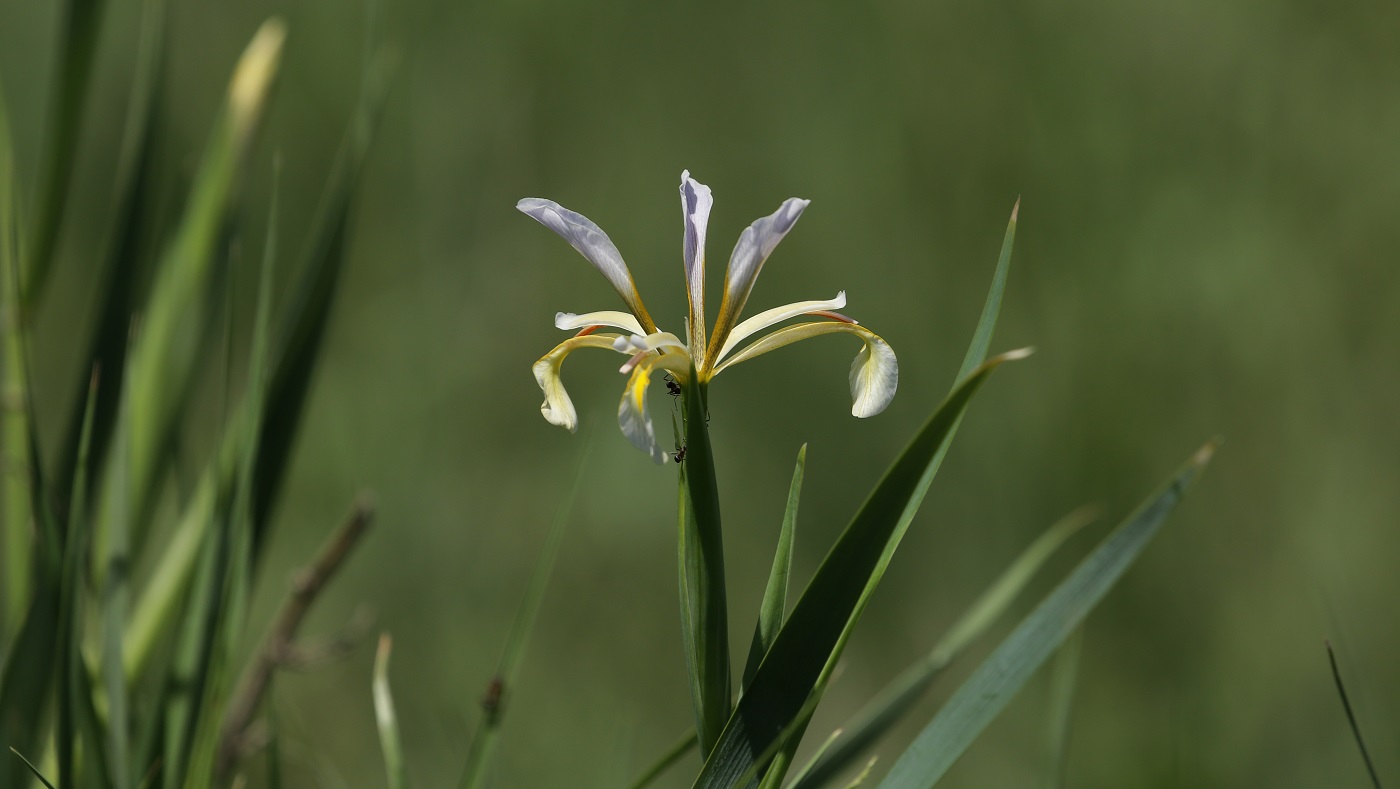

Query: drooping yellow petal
left=714, top=321, right=898, bottom=417
left=713, top=291, right=846, bottom=365
left=555, top=310, right=646, bottom=336
left=532, top=334, right=628, bottom=432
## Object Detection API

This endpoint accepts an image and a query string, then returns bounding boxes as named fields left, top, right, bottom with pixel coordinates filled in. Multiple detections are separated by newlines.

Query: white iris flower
left=522, top=171, right=898, bottom=463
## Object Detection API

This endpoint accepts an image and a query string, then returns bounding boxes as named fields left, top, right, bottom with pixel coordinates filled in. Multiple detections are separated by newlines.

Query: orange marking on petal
left=807, top=310, right=858, bottom=324
left=574, top=324, right=605, bottom=337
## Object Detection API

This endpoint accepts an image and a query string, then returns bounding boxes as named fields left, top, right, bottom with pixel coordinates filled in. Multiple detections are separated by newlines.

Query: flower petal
left=713, top=321, right=898, bottom=417
left=618, top=361, right=669, bottom=464
left=714, top=291, right=846, bottom=364
left=704, top=196, right=810, bottom=373
left=680, top=171, right=714, bottom=356
left=517, top=197, right=656, bottom=331
left=532, top=334, right=629, bottom=431
left=555, top=310, right=646, bottom=336
left=611, top=331, right=688, bottom=354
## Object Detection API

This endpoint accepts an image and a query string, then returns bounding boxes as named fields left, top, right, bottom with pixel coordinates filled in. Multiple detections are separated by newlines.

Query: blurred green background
left=2, top=0, right=1398, bottom=786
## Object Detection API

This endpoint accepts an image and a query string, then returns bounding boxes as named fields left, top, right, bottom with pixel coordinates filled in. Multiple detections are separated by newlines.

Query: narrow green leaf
left=9, top=747, right=57, bottom=789
left=1041, top=626, right=1083, bottom=789
left=680, top=376, right=731, bottom=756
left=957, top=199, right=1018, bottom=382
left=373, top=634, right=410, bottom=789
left=0, top=80, right=33, bottom=637
left=877, top=441, right=1219, bottom=788
left=1326, top=641, right=1382, bottom=789
left=23, top=0, right=108, bottom=308
left=252, top=50, right=396, bottom=547
left=102, top=367, right=134, bottom=789
left=789, top=507, right=1093, bottom=789
left=53, top=0, right=168, bottom=524
left=93, top=17, right=285, bottom=566
left=460, top=440, right=589, bottom=789
left=741, top=444, right=805, bottom=690
left=693, top=349, right=1031, bottom=789
left=628, top=730, right=699, bottom=789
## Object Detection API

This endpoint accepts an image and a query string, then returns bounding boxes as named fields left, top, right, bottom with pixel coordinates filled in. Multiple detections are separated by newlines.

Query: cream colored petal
left=704, top=196, right=810, bottom=373
left=531, top=334, right=628, bottom=432
left=680, top=171, right=714, bottom=356
left=714, top=291, right=846, bottom=364
left=517, top=198, right=656, bottom=331
left=618, top=360, right=669, bottom=464
left=713, top=321, right=898, bottom=417
left=611, top=331, right=688, bottom=355
left=554, top=310, right=646, bottom=336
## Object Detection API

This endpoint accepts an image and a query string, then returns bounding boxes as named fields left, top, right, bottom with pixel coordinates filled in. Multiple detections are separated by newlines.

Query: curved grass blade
left=0, top=79, right=34, bottom=635
left=693, top=349, right=1032, bottom=789
left=252, top=49, right=396, bottom=549
left=877, top=441, right=1219, bottom=788
left=53, top=0, right=168, bottom=521
left=459, top=438, right=589, bottom=788
left=23, top=0, right=108, bottom=308
left=373, top=634, right=410, bottom=789
left=9, top=747, right=57, bottom=789
left=741, top=444, right=805, bottom=691
left=1326, top=641, right=1382, bottom=789
left=1041, top=626, right=1082, bottom=789
left=93, top=17, right=285, bottom=566
left=789, top=507, right=1093, bottom=789
left=680, top=377, right=731, bottom=755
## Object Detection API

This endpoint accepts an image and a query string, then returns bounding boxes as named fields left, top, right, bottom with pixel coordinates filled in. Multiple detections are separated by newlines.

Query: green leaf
left=956, top=199, right=1018, bottom=381
left=1041, top=626, right=1083, bottom=789
left=460, top=442, right=588, bottom=789
left=1326, top=641, right=1382, bottom=789
left=252, top=49, right=395, bottom=547
left=9, top=747, right=57, bottom=789
left=92, top=17, right=285, bottom=567
left=693, top=349, right=1032, bottom=789
left=23, top=0, right=108, bottom=308
left=374, top=634, right=410, bottom=789
left=0, top=79, right=33, bottom=639
left=788, top=507, right=1093, bottom=789
left=680, top=376, right=731, bottom=756
left=876, top=441, right=1219, bottom=788
left=741, top=444, right=805, bottom=690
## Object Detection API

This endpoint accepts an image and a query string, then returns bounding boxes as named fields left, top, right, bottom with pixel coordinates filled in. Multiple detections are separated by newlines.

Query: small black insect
left=663, top=373, right=682, bottom=398
left=481, top=676, right=504, bottom=717
left=672, top=444, right=687, bottom=463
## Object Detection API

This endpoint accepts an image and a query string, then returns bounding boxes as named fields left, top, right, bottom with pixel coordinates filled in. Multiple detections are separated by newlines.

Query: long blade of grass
left=788, top=507, right=1093, bottom=789
left=741, top=444, right=805, bottom=691
left=0, top=81, right=33, bottom=637
left=101, top=362, right=135, bottom=789
left=1326, top=641, right=1382, bottom=789
left=765, top=200, right=1023, bottom=788
left=1041, top=626, right=1082, bottom=789
left=9, top=747, right=58, bottom=789
left=23, top=0, right=108, bottom=307
left=680, top=377, right=731, bottom=756
left=459, top=438, right=589, bottom=789
left=693, top=349, right=1031, bottom=789
left=93, top=18, right=285, bottom=566
left=373, top=634, right=410, bottom=789
left=251, top=50, right=395, bottom=548
left=877, top=441, right=1219, bottom=788
left=53, top=0, right=168, bottom=522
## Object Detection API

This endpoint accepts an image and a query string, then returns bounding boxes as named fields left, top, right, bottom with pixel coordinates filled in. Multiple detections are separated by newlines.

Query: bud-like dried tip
left=228, top=18, right=287, bottom=150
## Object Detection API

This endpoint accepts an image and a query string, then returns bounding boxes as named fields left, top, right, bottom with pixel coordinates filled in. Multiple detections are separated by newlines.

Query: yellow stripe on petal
left=713, top=321, right=898, bottom=417
left=532, top=334, right=628, bottom=432
left=618, top=360, right=668, bottom=464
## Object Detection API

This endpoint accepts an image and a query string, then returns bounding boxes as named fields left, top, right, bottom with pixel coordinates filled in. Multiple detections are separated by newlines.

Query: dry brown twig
left=214, top=494, right=376, bottom=781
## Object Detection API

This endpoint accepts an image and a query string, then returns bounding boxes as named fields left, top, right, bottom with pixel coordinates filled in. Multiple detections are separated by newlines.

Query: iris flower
left=522, top=171, right=898, bottom=463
